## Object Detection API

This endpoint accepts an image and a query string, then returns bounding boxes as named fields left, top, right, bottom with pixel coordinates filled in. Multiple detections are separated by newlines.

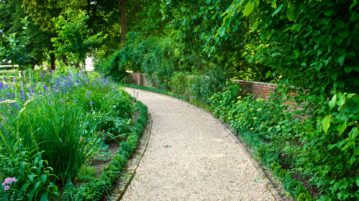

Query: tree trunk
left=62, top=55, right=68, bottom=66
left=48, top=43, right=56, bottom=70
left=119, top=0, right=127, bottom=45
left=87, top=0, right=91, bottom=16
left=50, top=53, right=56, bottom=70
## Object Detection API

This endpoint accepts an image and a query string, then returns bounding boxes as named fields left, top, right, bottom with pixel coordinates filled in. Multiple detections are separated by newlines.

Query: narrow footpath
left=122, top=88, right=279, bottom=201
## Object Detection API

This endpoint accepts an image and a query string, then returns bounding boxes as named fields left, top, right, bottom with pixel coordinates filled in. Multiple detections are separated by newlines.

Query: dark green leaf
left=338, top=54, right=346, bottom=65
left=272, top=4, right=283, bottom=16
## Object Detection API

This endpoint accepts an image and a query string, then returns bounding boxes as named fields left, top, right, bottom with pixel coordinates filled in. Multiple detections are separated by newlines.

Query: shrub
left=210, top=85, right=359, bottom=200
left=300, top=93, right=359, bottom=200
left=169, top=72, right=194, bottom=97
left=96, top=51, right=128, bottom=82
left=96, top=33, right=180, bottom=89
left=64, top=102, right=148, bottom=201
left=191, top=67, right=229, bottom=104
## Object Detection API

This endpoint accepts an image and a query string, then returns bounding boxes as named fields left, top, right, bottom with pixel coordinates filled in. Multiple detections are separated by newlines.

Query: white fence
left=0, top=64, right=20, bottom=77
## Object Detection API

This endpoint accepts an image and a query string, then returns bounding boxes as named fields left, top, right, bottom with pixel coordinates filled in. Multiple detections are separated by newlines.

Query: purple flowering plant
left=1, top=177, right=17, bottom=191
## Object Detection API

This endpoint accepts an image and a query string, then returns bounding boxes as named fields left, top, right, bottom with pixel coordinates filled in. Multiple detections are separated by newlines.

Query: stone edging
left=108, top=113, right=153, bottom=201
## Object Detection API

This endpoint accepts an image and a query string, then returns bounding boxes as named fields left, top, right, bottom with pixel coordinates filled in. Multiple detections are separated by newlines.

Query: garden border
left=69, top=99, right=149, bottom=201
left=108, top=112, right=153, bottom=201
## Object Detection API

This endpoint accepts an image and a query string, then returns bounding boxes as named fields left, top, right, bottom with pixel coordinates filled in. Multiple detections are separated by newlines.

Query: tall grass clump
left=15, top=95, right=98, bottom=184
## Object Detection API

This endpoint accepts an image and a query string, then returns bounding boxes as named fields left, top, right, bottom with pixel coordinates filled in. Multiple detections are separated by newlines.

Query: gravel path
left=122, top=88, right=279, bottom=201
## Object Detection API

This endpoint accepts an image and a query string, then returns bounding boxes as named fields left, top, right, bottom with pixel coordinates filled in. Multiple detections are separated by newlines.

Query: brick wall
left=129, top=73, right=144, bottom=85
left=233, top=80, right=277, bottom=99
left=128, top=73, right=277, bottom=99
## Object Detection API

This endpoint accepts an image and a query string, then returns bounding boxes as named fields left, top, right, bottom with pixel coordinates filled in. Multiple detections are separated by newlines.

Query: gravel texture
left=122, top=88, right=279, bottom=201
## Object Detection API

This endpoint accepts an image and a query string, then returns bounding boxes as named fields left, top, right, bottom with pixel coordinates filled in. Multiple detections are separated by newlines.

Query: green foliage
left=0, top=32, right=31, bottom=68
left=301, top=93, right=359, bottom=200
left=210, top=83, right=241, bottom=121
left=190, top=67, right=229, bottom=104
left=77, top=85, right=133, bottom=143
left=210, top=85, right=315, bottom=199
left=52, top=10, right=103, bottom=66
left=161, top=0, right=270, bottom=81
left=65, top=101, right=148, bottom=201
left=221, top=0, right=359, bottom=94
left=0, top=145, right=59, bottom=200
left=96, top=51, right=128, bottom=82
left=22, top=0, right=63, bottom=32
left=0, top=70, right=139, bottom=199
left=15, top=95, right=98, bottom=184
left=169, top=72, right=194, bottom=97
left=0, top=1, right=49, bottom=68
left=98, top=33, right=180, bottom=89
left=210, top=85, right=359, bottom=200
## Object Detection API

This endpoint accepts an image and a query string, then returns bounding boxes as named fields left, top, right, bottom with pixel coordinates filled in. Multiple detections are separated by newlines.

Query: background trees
left=51, top=9, right=103, bottom=67
left=1, top=0, right=137, bottom=69
left=0, top=0, right=49, bottom=68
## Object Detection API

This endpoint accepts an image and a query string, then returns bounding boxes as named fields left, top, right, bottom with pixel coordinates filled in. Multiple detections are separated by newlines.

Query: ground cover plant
left=0, top=70, right=145, bottom=200
left=210, top=85, right=359, bottom=200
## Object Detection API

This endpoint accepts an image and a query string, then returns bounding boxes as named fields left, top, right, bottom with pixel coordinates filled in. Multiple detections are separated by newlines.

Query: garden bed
left=0, top=70, right=148, bottom=200
left=66, top=101, right=148, bottom=201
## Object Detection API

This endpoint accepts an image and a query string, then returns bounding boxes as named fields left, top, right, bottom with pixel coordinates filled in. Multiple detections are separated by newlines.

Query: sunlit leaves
left=243, top=2, right=254, bottom=16
left=321, top=115, right=331, bottom=134
left=51, top=10, right=104, bottom=65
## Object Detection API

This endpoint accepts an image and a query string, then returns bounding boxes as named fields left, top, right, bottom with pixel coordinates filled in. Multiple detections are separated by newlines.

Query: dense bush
left=169, top=67, right=229, bottom=104
left=210, top=84, right=359, bottom=200
left=220, top=0, right=359, bottom=94
left=96, top=51, right=128, bottom=82
left=97, top=33, right=179, bottom=89
left=302, top=93, right=359, bottom=200
left=190, top=67, right=229, bottom=104
left=169, top=72, right=194, bottom=97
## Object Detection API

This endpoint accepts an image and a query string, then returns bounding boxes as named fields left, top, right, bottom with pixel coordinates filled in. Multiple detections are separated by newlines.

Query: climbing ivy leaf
left=243, top=2, right=254, bottom=16
left=322, top=115, right=332, bottom=134
left=272, top=4, right=283, bottom=16
left=329, top=94, right=337, bottom=109
left=337, top=122, right=348, bottom=135
left=287, top=3, right=297, bottom=21
left=338, top=54, right=346, bottom=65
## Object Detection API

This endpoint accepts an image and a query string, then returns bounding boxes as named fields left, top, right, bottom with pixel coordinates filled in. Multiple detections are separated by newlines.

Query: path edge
left=108, top=113, right=153, bottom=201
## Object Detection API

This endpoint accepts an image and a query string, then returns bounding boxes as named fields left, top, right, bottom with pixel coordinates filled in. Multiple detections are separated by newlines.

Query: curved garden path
left=122, top=88, right=279, bottom=201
